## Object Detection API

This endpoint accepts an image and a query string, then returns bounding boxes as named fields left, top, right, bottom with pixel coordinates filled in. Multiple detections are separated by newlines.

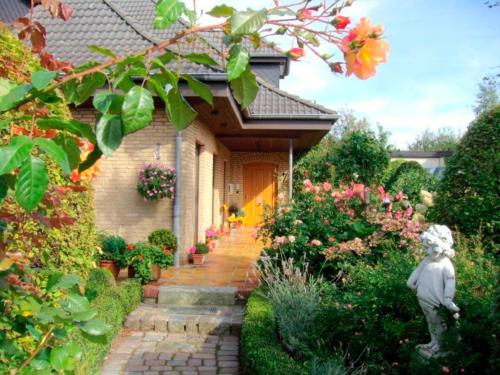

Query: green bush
left=86, top=267, right=116, bottom=296
left=333, top=130, right=390, bottom=185
left=101, top=235, right=128, bottom=268
left=73, top=277, right=142, bottom=374
left=195, top=242, right=209, bottom=254
left=385, top=161, right=437, bottom=203
left=128, top=242, right=173, bottom=284
left=317, top=235, right=497, bottom=374
left=148, top=228, right=178, bottom=251
left=241, top=292, right=307, bottom=375
left=431, top=105, right=500, bottom=248
left=0, top=26, right=97, bottom=277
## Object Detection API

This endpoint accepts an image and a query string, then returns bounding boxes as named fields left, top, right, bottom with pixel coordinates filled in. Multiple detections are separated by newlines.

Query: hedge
left=241, top=291, right=306, bottom=375
left=72, top=269, right=142, bottom=374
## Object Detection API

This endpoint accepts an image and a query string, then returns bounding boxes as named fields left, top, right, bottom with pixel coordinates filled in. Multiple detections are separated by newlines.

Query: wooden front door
left=243, top=163, right=277, bottom=226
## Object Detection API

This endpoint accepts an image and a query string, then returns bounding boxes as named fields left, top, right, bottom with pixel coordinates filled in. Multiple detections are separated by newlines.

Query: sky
left=198, top=0, right=500, bottom=148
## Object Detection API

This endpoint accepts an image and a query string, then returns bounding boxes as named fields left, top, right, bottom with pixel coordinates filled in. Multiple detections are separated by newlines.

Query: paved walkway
left=142, top=228, right=263, bottom=299
left=103, top=228, right=264, bottom=374
left=102, top=331, right=239, bottom=375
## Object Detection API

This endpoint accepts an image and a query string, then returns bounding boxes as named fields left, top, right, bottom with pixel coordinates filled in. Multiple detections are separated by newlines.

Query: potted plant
left=128, top=242, right=174, bottom=284
left=227, top=205, right=245, bottom=228
left=98, top=235, right=128, bottom=279
left=148, top=228, right=178, bottom=254
left=189, top=242, right=209, bottom=266
left=137, top=164, right=176, bottom=201
left=205, top=225, right=220, bottom=251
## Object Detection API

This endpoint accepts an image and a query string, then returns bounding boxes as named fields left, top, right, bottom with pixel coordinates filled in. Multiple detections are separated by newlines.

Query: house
left=0, top=0, right=337, bottom=264
left=390, top=151, right=452, bottom=176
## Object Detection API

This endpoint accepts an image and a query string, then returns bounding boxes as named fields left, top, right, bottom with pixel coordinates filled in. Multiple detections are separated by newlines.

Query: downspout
left=173, top=130, right=182, bottom=268
left=289, top=139, right=293, bottom=201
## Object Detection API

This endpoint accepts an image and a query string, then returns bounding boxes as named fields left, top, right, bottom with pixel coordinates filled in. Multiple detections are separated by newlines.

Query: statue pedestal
left=416, top=345, right=450, bottom=361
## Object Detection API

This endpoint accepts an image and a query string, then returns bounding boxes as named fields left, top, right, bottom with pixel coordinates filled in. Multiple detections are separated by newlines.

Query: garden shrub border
left=241, top=291, right=306, bottom=375
left=72, top=269, right=142, bottom=374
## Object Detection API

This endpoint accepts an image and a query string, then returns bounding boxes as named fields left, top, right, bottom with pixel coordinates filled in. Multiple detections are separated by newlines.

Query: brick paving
left=101, top=330, right=240, bottom=375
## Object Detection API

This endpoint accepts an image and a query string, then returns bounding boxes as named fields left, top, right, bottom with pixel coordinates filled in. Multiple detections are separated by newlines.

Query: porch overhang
left=180, top=78, right=337, bottom=152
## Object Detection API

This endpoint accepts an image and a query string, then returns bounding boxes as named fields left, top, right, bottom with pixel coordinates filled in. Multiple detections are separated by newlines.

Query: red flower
left=127, top=244, right=134, bottom=250
left=333, top=15, right=351, bottom=30
left=287, top=48, right=305, bottom=60
left=297, top=9, right=313, bottom=20
left=164, top=248, right=170, bottom=255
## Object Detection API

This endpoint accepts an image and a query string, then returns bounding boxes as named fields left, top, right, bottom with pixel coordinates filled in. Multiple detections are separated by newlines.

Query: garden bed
left=241, top=291, right=307, bottom=375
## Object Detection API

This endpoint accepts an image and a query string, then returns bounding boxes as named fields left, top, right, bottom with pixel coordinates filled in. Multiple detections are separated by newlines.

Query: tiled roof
left=0, top=0, right=30, bottom=23
left=247, top=78, right=337, bottom=119
left=0, top=0, right=335, bottom=121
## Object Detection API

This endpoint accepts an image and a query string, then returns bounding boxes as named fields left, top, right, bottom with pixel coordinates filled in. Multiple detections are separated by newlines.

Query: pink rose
left=322, top=182, right=332, bottom=191
left=288, top=235, right=296, bottom=243
left=310, top=239, right=322, bottom=246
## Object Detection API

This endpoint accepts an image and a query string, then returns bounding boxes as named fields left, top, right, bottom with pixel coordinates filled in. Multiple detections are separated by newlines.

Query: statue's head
left=420, top=224, right=455, bottom=259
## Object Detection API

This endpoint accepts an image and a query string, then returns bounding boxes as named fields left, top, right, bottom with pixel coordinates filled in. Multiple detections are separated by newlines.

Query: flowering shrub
left=205, top=225, right=220, bottom=241
left=259, top=179, right=422, bottom=277
left=148, top=228, right=177, bottom=253
left=137, top=164, right=176, bottom=201
left=127, top=242, right=173, bottom=284
left=189, top=242, right=209, bottom=255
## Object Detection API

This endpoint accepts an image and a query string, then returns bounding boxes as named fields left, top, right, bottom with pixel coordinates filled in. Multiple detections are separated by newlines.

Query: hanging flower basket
left=137, top=164, right=176, bottom=201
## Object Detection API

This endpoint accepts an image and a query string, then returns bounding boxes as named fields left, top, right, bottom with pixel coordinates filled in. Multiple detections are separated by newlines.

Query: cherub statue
left=407, top=224, right=460, bottom=358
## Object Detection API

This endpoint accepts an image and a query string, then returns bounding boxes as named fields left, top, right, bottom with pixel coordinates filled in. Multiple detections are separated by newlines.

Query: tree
left=407, top=127, right=462, bottom=151
left=474, top=74, right=499, bottom=116
left=330, top=107, right=371, bottom=139
left=431, top=105, right=500, bottom=249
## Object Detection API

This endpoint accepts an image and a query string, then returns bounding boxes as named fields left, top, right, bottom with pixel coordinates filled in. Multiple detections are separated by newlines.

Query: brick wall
left=228, top=152, right=289, bottom=211
left=73, top=108, right=176, bottom=243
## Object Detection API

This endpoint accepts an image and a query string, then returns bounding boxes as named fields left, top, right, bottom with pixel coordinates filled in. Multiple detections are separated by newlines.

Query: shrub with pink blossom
left=137, top=164, right=176, bottom=201
left=259, top=179, right=423, bottom=276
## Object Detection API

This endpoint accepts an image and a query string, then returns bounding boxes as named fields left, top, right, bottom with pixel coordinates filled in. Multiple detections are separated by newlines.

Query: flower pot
left=207, top=239, right=218, bottom=252
left=99, top=260, right=119, bottom=279
left=192, top=253, right=206, bottom=266
left=127, top=265, right=135, bottom=278
left=150, top=264, right=161, bottom=281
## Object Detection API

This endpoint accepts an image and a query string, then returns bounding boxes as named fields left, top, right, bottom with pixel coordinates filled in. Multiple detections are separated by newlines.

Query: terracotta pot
left=127, top=265, right=135, bottom=278
left=192, top=253, right=206, bottom=266
left=99, top=260, right=119, bottom=279
left=150, top=264, right=161, bottom=280
left=207, top=239, right=218, bottom=252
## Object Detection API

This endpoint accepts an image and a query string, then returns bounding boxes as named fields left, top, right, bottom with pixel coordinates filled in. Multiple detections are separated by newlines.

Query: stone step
left=158, top=285, right=237, bottom=306
left=124, top=304, right=245, bottom=336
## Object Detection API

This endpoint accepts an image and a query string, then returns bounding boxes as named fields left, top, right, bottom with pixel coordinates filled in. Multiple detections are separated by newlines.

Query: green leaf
left=154, top=0, right=185, bottom=29
left=78, top=146, right=102, bottom=173
left=0, top=79, right=16, bottom=97
left=33, top=138, right=71, bottom=175
left=207, top=4, right=235, bottom=17
left=113, top=67, right=147, bottom=92
left=88, top=45, right=116, bottom=58
left=0, top=176, right=8, bottom=205
left=184, top=53, right=218, bottom=66
left=37, top=117, right=97, bottom=144
left=166, top=88, right=197, bottom=130
left=0, top=118, right=10, bottom=129
left=15, top=156, right=48, bottom=212
left=96, top=114, right=123, bottom=156
left=0, top=83, right=33, bottom=113
left=0, top=135, right=33, bottom=175
left=93, top=92, right=115, bottom=113
left=230, top=9, right=268, bottom=35
left=121, top=86, right=154, bottom=135
left=151, top=51, right=175, bottom=69
left=29, top=359, right=50, bottom=370
left=72, top=309, right=97, bottom=322
left=49, top=343, right=82, bottom=371
left=50, top=274, right=81, bottom=291
left=182, top=74, right=213, bottom=106
left=46, top=272, right=63, bottom=291
left=31, top=70, right=57, bottom=90
left=230, top=66, right=258, bottom=109
left=80, top=319, right=112, bottom=336
left=53, top=135, right=81, bottom=170
left=74, top=73, right=107, bottom=106
left=227, top=45, right=250, bottom=81
left=65, top=293, right=91, bottom=314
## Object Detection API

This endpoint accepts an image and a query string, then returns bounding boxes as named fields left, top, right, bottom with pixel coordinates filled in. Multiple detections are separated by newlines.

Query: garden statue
left=407, top=224, right=460, bottom=359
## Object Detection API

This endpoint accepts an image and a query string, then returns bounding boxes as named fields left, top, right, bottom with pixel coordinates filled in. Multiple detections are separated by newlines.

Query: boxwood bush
left=385, top=161, right=437, bottom=203
left=72, top=268, right=142, bottom=374
left=241, top=292, right=307, bottom=375
left=431, top=105, right=500, bottom=249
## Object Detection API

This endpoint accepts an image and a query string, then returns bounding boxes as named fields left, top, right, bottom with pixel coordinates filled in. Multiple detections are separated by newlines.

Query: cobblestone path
left=101, top=331, right=240, bottom=375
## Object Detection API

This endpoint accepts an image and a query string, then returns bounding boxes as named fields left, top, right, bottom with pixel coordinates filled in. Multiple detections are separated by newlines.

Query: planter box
left=192, top=253, right=206, bottom=266
left=99, top=260, right=119, bottom=279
